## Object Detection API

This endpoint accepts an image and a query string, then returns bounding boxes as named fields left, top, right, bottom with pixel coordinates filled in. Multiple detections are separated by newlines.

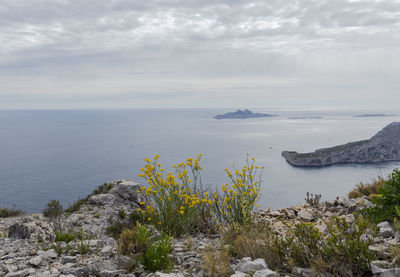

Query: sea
left=1, top=108, right=400, bottom=213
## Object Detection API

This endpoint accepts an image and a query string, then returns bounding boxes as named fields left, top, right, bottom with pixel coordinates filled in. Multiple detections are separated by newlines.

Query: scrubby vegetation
left=362, top=169, right=400, bottom=223
left=65, top=182, right=115, bottom=213
left=137, top=154, right=262, bottom=236
left=117, top=222, right=173, bottom=272
left=0, top=206, right=24, bottom=218
left=348, top=177, right=385, bottom=199
left=205, top=216, right=374, bottom=276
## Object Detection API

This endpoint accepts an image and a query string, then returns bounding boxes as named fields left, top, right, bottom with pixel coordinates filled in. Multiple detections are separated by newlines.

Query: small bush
left=92, top=182, right=114, bottom=195
left=77, top=240, right=90, bottom=255
left=117, top=223, right=173, bottom=272
left=106, top=211, right=146, bottom=239
left=202, top=245, right=233, bottom=277
left=55, top=232, right=76, bottom=243
left=140, top=234, right=173, bottom=272
left=0, top=206, right=24, bottom=218
left=226, top=224, right=286, bottom=271
left=138, top=154, right=215, bottom=236
left=213, top=155, right=262, bottom=229
left=43, top=200, right=63, bottom=232
left=138, top=154, right=262, bottom=236
left=362, top=169, right=400, bottom=222
left=304, top=192, right=321, bottom=206
left=43, top=200, right=63, bottom=218
left=349, top=177, right=385, bottom=199
left=118, top=223, right=151, bottom=256
left=65, top=183, right=114, bottom=214
left=65, top=198, right=87, bottom=214
left=284, top=216, right=374, bottom=276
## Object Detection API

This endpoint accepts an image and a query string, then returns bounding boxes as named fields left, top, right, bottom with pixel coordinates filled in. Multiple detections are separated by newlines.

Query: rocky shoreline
left=282, top=122, right=400, bottom=167
left=1, top=180, right=400, bottom=277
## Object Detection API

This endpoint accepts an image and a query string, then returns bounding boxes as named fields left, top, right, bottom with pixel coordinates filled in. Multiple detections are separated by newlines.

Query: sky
left=1, top=0, right=400, bottom=110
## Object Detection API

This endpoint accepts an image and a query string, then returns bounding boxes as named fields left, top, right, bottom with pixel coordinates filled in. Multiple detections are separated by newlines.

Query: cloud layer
left=1, top=0, right=400, bottom=109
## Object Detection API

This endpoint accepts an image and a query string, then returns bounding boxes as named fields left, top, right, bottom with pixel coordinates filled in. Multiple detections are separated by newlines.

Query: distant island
left=214, top=109, right=277, bottom=120
left=282, top=122, right=400, bottom=167
left=288, top=116, right=323, bottom=120
left=353, top=113, right=395, bottom=117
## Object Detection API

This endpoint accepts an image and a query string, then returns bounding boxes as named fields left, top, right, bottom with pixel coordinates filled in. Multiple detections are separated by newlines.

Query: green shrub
left=43, top=200, right=63, bottom=218
left=55, top=232, right=76, bottom=243
left=138, top=154, right=261, bottom=236
left=362, top=169, right=400, bottom=222
left=43, top=200, right=63, bottom=231
left=118, top=222, right=151, bottom=256
left=349, top=177, right=385, bottom=199
left=213, top=155, right=262, bottom=229
left=284, top=216, right=374, bottom=276
left=106, top=211, right=146, bottom=239
left=65, top=198, right=87, bottom=214
left=0, top=206, right=24, bottom=218
left=65, top=183, right=114, bottom=214
left=225, top=224, right=286, bottom=271
left=140, top=234, right=173, bottom=272
left=117, top=223, right=173, bottom=272
left=77, top=240, right=90, bottom=255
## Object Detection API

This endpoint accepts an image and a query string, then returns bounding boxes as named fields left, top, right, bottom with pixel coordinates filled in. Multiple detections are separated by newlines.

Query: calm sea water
left=1, top=108, right=400, bottom=213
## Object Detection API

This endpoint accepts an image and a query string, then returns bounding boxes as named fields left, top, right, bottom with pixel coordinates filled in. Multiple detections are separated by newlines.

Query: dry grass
left=202, top=245, right=233, bottom=277
left=348, top=177, right=385, bottom=199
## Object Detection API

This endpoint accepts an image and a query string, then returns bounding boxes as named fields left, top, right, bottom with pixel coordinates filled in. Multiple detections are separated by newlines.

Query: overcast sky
left=1, top=0, right=400, bottom=109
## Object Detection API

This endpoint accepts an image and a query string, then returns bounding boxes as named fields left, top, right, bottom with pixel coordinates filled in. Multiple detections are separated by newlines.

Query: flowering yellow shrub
left=138, top=154, right=212, bottom=236
left=213, top=154, right=262, bottom=227
left=138, top=154, right=262, bottom=236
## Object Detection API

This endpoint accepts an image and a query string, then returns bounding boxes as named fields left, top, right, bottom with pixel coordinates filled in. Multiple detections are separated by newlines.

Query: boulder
left=298, top=210, right=313, bottom=221
left=378, top=221, right=395, bottom=238
left=88, top=194, right=116, bottom=206
left=8, top=223, right=30, bottom=239
left=236, top=257, right=268, bottom=274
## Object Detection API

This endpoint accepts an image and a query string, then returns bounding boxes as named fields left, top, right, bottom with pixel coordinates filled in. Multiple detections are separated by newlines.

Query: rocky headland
left=2, top=180, right=400, bottom=277
left=282, top=122, right=400, bottom=167
left=214, top=109, right=277, bottom=120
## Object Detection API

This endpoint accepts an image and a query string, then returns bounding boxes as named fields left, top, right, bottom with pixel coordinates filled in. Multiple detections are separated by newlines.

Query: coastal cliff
left=282, top=122, right=400, bottom=167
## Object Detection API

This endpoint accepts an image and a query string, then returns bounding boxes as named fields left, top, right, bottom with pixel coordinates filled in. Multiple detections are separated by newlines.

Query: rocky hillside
left=282, top=122, right=400, bottom=167
left=2, top=180, right=400, bottom=277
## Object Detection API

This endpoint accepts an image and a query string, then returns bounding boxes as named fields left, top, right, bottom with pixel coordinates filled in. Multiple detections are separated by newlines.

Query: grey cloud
left=0, top=0, right=400, bottom=109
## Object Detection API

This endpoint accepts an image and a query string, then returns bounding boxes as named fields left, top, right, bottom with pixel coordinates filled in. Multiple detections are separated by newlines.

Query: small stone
left=344, top=214, right=355, bottom=224
left=101, top=245, right=113, bottom=255
left=29, top=255, right=43, bottom=266
left=285, top=209, right=296, bottom=219
left=269, top=210, right=281, bottom=217
left=5, top=270, right=27, bottom=277
left=253, top=269, right=279, bottom=277
left=371, top=260, right=390, bottom=269
left=378, top=221, right=395, bottom=238
left=298, top=210, right=313, bottom=221
left=368, top=244, right=390, bottom=259
left=61, top=256, right=76, bottom=264
left=237, top=258, right=268, bottom=274
left=98, top=270, right=124, bottom=277
left=230, top=272, right=249, bottom=277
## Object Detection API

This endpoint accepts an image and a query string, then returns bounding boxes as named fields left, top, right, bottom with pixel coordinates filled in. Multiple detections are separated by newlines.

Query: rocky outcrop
left=2, top=179, right=400, bottom=277
left=214, top=109, right=277, bottom=120
left=282, top=122, right=400, bottom=167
